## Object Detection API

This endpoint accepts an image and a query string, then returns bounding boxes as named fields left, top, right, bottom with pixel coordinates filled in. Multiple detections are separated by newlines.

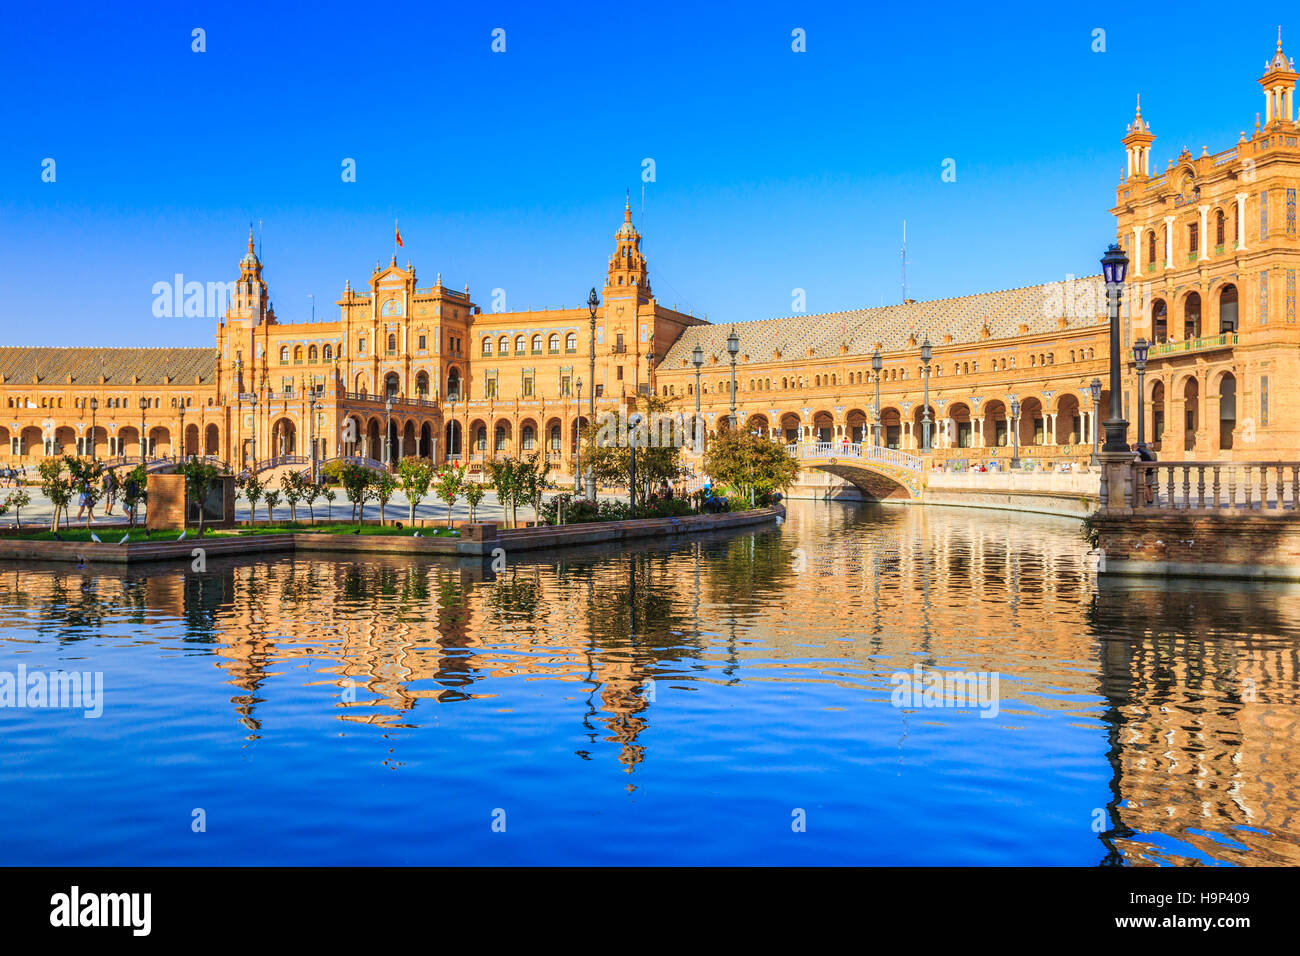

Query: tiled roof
left=0, top=347, right=216, bottom=386
left=661, top=277, right=1107, bottom=368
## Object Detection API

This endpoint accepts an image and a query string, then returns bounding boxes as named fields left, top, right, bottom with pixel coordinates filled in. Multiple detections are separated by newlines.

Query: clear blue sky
left=0, top=1, right=1288, bottom=346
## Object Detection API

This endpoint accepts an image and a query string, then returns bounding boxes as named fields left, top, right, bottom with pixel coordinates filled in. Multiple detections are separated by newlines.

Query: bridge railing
left=786, top=441, right=923, bottom=472
left=1129, top=460, right=1300, bottom=511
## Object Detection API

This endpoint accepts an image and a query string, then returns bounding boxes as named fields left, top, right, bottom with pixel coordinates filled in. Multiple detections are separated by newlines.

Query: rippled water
left=1, top=500, right=1298, bottom=865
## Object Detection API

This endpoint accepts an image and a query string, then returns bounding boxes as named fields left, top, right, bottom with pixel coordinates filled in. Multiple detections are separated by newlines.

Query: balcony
left=1151, top=332, right=1237, bottom=358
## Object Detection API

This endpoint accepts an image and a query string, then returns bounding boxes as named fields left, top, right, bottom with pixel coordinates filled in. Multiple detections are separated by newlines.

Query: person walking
left=75, top=478, right=95, bottom=525
left=102, top=468, right=117, bottom=516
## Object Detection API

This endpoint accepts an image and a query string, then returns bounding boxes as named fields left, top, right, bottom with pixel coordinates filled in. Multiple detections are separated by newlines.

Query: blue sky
left=0, top=1, right=1289, bottom=345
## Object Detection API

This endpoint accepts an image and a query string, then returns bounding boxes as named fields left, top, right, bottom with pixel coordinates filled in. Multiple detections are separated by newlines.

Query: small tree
left=398, top=458, right=434, bottom=523
left=703, top=429, right=800, bottom=506
left=374, top=471, right=398, bottom=525
left=4, top=489, right=31, bottom=529
left=303, top=480, right=322, bottom=523
left=486, top=458, right=523, bottom=529
left=323, top=486, right=337, bottom=523
left=263, top=488, right=282, bottom=523
left=239, top=473, right=265, bottom=525
left=520, top=452, right=551, bottom=525
left=180, top=458, right=222, bottom=537
left=280, top=471, right=305, bottom=524
left=66, top=457, right=105, bottom=527
left=434, top=462, right=466, bottom=529
left=38, top=458, right=73, bottom=532
left=464, top=480, right=485, bottom=524
left=339, top=463, right=373, bottom=530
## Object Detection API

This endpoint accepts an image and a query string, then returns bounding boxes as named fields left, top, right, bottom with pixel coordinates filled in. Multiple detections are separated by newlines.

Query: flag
left=395, top=221, right=403, bottom=248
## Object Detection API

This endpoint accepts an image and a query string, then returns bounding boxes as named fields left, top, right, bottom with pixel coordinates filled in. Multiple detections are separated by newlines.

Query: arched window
left=1215, top=209, right=1226, bottom=249
left=547, top=334, right=559, bottom=353
left=522, top=424, right=536, bottom=450
left=308, top=345, right=318, bottom=362
left=531, top=334, right=542, bottom=353
left=514, top=335, right=525, bottom=353
left=323, top=344, right=333, bottom=361
left=279, top=346, right=289, bottom=365
left=1219, top=283, right=1239, bottom=332
left=293, top=346, right=303, bottom=363
left=482, top=337, right=492, bottom=355
left=498, top=335, right=509, bottom=354
left=387, top=333, right=397, bottom=352
left=565, top=332, right=577, bottom=352
left=1147, top=230, right=1157, bottom=264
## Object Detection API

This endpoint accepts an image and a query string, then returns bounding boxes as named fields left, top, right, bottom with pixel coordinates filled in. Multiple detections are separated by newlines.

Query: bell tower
left=1260, top=26, right=1298, bottom=127
left=1122, top=95, right=1155, bottom=179
left=604, top=196, right=650, bottom=297
left=227, top=228, right=272, bottom=327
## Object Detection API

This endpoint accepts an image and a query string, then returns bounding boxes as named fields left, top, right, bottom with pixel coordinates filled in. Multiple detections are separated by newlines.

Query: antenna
left=258, top=219, right=263, bottom=260
left=900, top=220, right=909, bottom=303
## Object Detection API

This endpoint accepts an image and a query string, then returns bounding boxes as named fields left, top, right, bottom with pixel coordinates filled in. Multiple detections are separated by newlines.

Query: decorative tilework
left=1289, top=188, right=1297, bottom=238
left=1261, top=190, right=1269, bottom=241
left=1260, top=271, right=1269, bottom=324
left=1288, top=269, right=1296, bottom=324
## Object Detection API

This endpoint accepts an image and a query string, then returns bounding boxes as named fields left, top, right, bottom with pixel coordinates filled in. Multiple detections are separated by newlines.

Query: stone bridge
left=786, top=442, right=923, bottom=500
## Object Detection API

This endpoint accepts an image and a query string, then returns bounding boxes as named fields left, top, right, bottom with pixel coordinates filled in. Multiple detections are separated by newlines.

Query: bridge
left=786, top=441, right=924, bottom=500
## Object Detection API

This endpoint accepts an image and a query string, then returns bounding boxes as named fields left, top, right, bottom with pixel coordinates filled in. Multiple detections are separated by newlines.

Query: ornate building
left=3, top=33, right=1298, bottom=486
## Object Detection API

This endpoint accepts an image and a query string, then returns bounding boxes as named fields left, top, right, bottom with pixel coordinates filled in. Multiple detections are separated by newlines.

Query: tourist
left=1137, top=443, right=1158, bottom=505
left=102, top=469, right=117, bottom=516
left=75, top=479, right=95, bottom=525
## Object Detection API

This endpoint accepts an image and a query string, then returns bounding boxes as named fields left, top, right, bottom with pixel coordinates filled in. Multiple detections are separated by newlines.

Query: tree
left=703, top=429, right=799, bottom=506
left=38, top=458, right=73, bottom=532
left=303, top=480, right=322, bottom=523
left=486, top=458, right=524, bottom=528
left=239, top=473, right=265, bottom=525
left=263, top=488, right=281, bottom=523
left=180, top=457, right=223, bottom=537
left=66, top=457, right=105, bottom=526
left=519, top=451, right=551, bottom=524
left=398, top=458, right=433, bottom=523
left=322, top=486, right=337, bottom=523
left=280, top=471, right=305, bottom=523
left=374, top=471, right=397, bottom=525
left=434, top=462, right=466, bottom=529
left=583, top=395, right=683, bottom=509
left=464, top=480, right=485, bottom=524
left=4, top=489, right=31, bottom=529
left=338, top=463, right=373, bottom=530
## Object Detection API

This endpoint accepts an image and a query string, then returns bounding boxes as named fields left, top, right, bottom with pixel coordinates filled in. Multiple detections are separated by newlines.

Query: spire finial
left=1135, top=93, right=1141, bottom=115
left=247, top=227, right=255, bottom=254
left=1279, top=24, right=1284, bottom=51
left=624, top=189, right=631, bottom=222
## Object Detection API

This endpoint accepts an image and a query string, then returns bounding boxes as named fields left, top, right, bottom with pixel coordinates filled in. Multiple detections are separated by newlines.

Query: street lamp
left=1089, top=377, right=1102, bottom=464
left=89, top=397, right=98, bottom=462
left=628, top=411, right=643, bottom=512
left=1100, top=242, right=1131, bottom=453
left=920, top=337, right=933, bottom=452
left=250, top=394, right=257, bottom=472
left=177, top=400, right=186, bottom=462
left=872, top=349, right=883, bottom=446
left=575, top=377, right=583, bottom=494
left=1133, top=337, right=1150, bottom=452
left=384, top=397, right=393, bottom=468
left=1009, top=397, right=1021, bottom=469
left=139, top=396, right=148, bottom=464
left=726, top=329, right=739, bottom=430
left=587, top=287, right=599, bottom=500
left=309, top=393, right=321, bottom=483
left=691, top=344, right=704, bottom=454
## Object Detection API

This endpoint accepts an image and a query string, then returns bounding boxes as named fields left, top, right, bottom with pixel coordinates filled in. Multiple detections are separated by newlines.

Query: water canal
left=1, top=500, right=1297, bottom=865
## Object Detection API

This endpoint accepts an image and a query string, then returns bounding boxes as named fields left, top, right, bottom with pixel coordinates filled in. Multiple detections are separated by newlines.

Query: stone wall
left=1094, top=511, right=1300, bottom=581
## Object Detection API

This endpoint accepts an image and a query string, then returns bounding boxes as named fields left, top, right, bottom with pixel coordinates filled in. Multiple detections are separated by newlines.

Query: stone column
left=1198, top=205, right=1210, bottom=260
left=1164, top=216, right=1175, bottom=269
left=1235, top=193, right=1248, bottom=251
left=1131, top=226, right=1142, bottom=273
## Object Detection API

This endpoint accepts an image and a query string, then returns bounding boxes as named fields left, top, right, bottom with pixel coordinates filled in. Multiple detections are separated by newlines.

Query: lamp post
left=384, top=397, right=393, bottom=468
left=1009, top=397, right=1021, bottom=469
left=691, top=344, right=704, bottom=454
left=1133, top=337, right=1150, bottom=452
left=309, top=394, right=321, bottom=483
left=587, top=287, right=599, bottom=500
left=921, top=336, right=933, bottom=452
left=1100, top=243, right=1131, bottom=453
left=139, top=397, right=148, bottom=464
left=872, top=349, right=883, bottom=446
left=574, top=377, right=583, bottom=494
left=1089, top=377, right=1102, bottom=464
left=726, top=329, right=739, bottom=430
left=177, top=400, right=186, bottom=462
left=89, top=397, right=98, bottom=462
left=628, top=411, right=642, bottom=513
left=249, top=395, right=257, bottom=472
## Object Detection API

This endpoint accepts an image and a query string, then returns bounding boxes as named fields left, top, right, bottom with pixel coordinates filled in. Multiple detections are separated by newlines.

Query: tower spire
left=1122, top=94, right=1155, bottom=179
left=1260, top=27, right=1298, bottom=126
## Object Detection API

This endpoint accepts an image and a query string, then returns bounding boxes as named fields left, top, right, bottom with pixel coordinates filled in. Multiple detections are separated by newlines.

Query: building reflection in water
left=2, top=501, right=1298, bottom=863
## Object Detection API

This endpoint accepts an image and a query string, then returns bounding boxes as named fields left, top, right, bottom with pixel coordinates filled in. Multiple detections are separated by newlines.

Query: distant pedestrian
left=75, top=480, right=95, bottom=524
left=102, top=469, right=117, bottom=515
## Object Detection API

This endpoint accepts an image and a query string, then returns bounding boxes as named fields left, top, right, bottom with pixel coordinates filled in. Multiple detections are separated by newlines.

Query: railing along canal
left=1130, top=460, right=1300, bottom=511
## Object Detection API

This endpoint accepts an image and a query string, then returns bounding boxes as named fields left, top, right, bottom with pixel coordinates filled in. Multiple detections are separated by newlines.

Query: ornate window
left=279, top=346, right=289, bottom=364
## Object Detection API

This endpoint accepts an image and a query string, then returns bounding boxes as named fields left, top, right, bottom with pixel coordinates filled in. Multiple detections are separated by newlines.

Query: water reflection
left=1, top=501, right=1298, bottom=865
